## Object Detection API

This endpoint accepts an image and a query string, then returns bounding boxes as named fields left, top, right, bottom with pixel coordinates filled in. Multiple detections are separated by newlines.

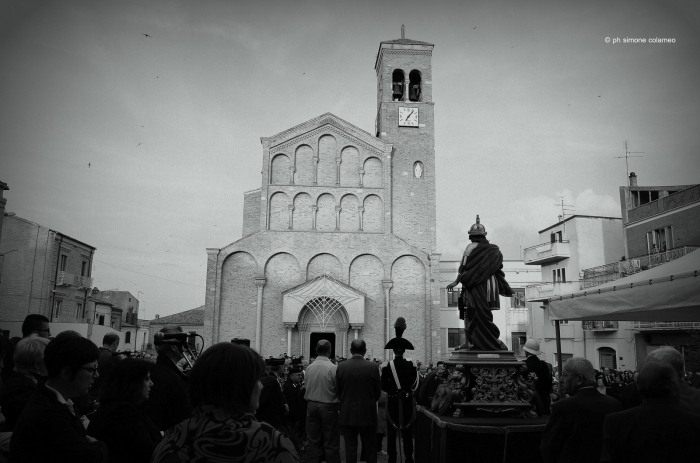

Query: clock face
left=398, top=107, right=419, bottom=127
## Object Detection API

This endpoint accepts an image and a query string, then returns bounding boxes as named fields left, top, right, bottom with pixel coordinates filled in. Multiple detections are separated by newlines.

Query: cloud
left=437, top=189, right=621, bottom=260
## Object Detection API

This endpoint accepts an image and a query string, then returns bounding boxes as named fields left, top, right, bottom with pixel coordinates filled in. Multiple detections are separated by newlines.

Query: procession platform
left=414, top=405, right=548, bottom=463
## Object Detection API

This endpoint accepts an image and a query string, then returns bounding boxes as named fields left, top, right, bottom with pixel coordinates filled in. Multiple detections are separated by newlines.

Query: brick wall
left=626, top=203, right=700, bottom=257
left=340, top=146, right=360, bottom=186
left=294, top=145, right=315, bottom=185
left=269, top=192, right=289, bottom=230
left=242, top=190, right=261, bottom=236
left=391, top=255, right=426, bottom=360
left=307, top=253, right=342, bottom=280
left=317, top=135, right=336, bottom=186
left=271, top=154, right=290, bottom=185
left=262, top=252, right=303, bottom=356
left=219, top=251, right=258, bottom=343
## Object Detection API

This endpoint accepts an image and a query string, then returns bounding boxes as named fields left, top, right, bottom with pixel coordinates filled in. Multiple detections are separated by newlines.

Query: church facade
left=203, top=35, right=443, bottom=363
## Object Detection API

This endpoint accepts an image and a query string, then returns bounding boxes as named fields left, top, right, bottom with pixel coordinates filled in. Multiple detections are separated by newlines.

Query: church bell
left=392, top=82, right=404, bottom=100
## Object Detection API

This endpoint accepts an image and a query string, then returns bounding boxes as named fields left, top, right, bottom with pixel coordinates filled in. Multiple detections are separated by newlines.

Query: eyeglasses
left=79, top=365, right=99, bottom=375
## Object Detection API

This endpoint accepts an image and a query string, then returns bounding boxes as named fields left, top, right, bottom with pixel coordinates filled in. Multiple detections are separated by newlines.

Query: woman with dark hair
left=151, top=342, right=299, bottom=463
left=87, top=359, right=162, bottom=463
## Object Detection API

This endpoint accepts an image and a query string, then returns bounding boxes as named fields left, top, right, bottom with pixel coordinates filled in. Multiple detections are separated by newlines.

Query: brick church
left=203, top=32, right=443, bottom=363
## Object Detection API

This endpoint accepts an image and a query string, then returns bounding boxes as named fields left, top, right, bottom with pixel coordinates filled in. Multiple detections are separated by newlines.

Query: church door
left=309, top=332, right=336, bottom=359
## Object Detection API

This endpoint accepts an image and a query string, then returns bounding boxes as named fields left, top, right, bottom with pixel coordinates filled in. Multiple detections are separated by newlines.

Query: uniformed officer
left=381, top=317, right=419, bottom=463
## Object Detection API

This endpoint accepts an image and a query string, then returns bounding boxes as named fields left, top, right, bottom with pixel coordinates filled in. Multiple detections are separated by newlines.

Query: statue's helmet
left=468, top=215, right=487, bottom=237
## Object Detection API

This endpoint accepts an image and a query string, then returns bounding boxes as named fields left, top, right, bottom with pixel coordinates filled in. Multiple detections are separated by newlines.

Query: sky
left=1, top=0, right=699, bottom=319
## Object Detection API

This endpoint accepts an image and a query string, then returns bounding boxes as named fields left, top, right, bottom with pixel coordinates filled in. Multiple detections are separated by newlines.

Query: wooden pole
left=555, top=319, right=563, bottom=372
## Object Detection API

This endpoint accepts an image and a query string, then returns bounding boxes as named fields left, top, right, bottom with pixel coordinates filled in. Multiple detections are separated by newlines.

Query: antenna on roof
left=401, top=25, right=405, bottom=39
left=554, top=197, right=575, bottom=221
left=614, top=140, right=644, bottom=181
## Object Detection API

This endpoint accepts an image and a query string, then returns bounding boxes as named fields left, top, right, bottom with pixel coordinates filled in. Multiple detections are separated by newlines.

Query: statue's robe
left=459, top=238, right=514, bottom=350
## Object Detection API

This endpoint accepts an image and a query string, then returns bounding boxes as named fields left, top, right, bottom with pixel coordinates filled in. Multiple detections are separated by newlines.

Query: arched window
left=392, top=69, right=405, bottom=101
left=409, top=70, right=421, bottom=102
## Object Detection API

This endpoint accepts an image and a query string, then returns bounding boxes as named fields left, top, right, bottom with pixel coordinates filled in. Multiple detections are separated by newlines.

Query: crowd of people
left=0, top=315, right=421, bottom=463
left=2, top=314, right=700, bottom=462
left=541, top=346, right=700, bottom=462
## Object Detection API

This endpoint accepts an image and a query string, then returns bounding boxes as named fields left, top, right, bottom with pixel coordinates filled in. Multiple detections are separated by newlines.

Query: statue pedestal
left=427, top=350, right=537, bottom=418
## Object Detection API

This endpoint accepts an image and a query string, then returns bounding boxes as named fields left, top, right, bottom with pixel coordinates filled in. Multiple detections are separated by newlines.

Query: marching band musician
left=381, top=317, right=419, bottom=463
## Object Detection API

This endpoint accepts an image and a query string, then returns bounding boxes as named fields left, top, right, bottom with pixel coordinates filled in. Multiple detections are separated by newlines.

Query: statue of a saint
left=446, top=215, right=513, bottom=351
left=414, top=162, right=423, bottom=178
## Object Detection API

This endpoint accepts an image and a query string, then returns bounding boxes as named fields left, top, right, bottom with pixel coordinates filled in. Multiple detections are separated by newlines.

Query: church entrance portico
left=283, top=274, right=366, bottom=358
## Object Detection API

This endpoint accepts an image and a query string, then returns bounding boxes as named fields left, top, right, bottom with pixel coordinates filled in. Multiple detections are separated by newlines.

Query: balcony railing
left=633, top=321, right=700, bottom=330
left=581, top=246, right=699, bottom=289
left=56, top=271, right=75, bottom=286
left=523, top=240, right=571, bottom=265
left=628, top=184, right=700, bottom=223
left=525, top=281, right=581, bottom=302
left=582, top=320, right=618, bottom=331
left=78, top=276, right=93, bottom=288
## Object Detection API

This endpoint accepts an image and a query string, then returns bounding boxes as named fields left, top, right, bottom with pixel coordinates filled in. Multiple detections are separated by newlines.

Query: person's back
left=601, top=361, right=700, bottom=462
left=0, top=370, right=36, bottom=432
left=139, top=353, right=191, bottom=431
left=541, top=357, right=622, bottom=463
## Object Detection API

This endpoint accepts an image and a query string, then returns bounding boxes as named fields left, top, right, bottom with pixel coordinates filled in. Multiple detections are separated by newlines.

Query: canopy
left=548, top=250, right=700, bottom=322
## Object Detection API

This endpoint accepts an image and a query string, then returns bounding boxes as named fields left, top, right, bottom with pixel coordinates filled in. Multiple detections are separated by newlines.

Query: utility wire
left=94, top=260, right=205, bottom=288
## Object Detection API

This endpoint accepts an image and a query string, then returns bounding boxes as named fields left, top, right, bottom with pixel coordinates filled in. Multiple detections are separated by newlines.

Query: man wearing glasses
left=540, top=357, right=622, bottom=463
left=9, top=335, right=108, bottom=462
left=21, top=314, right=51, bottom=339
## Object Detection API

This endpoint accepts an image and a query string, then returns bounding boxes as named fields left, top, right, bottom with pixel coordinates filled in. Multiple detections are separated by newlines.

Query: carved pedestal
left=427, top=350, right=538, bottom=419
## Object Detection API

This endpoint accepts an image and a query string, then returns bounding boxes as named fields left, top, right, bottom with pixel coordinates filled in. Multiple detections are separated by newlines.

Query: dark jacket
left=381, top=357, right=418, bottom=429
left=257, top=373, right=288, bottom=429
left=9, top=382, right=108, bottom=463
left=282, top=379, right=306, bottom=426
left=540, top=386, right=622, bottom=463
left=0, top=370, right=37, bottom=432
left=621, top=382, right=643, bottom=410
left=336, top=355, right=381, bottom=427
left=139, top=354, right=192, bottom=432
left=90, top=347, right=118, bottom=399
left=601, top=397, right=700, bottom=462
left=87, top=400, right=163, bottom=463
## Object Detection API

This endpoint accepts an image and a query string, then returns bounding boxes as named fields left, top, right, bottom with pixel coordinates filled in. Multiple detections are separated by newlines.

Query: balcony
left=633, top=321, right=700, bottom=330
left=628, top=184, right=700, bottom=223
left=56, top=271, right=75, bottom=286
left=582, top=320, right=618, bottom=331
left=523, top=240, right=570, bottom=265
left=77, top=276, right=93, bottom=288
left=525, top=281, right=581, bottom=302
left=581, top=246, right=699, bottom=289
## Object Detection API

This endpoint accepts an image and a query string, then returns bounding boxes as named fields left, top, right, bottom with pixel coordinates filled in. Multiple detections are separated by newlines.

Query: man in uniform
left=257, top=357, right=288, bottom=430
left=382, top=318, right=419, bottom=463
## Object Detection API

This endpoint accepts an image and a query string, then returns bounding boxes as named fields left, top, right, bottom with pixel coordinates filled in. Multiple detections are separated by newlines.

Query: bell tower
left=375, top=27, right=436, bottom=252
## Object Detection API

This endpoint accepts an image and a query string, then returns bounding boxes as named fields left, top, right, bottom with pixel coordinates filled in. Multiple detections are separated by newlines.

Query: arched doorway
left=309, top=332, right=336, bottom=359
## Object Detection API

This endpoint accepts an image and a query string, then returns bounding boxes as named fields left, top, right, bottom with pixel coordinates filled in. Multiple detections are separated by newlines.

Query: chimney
left=401, top=25, right=405, bottom=39
left=629, top=172, right=637, bottom=187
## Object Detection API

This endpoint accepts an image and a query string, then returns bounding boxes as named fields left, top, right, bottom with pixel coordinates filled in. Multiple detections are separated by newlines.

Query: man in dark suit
left=540, top=357, right=622, bottom=463
left=601, top=360, right=700, bottom=462
left=336, top=339, right=381, bottom=463
left=140, top=325, right=192, bottom=432
left=257, top=357, right=288, bottom=430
